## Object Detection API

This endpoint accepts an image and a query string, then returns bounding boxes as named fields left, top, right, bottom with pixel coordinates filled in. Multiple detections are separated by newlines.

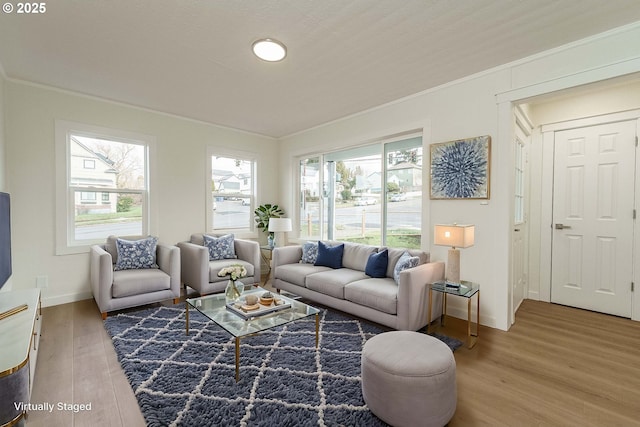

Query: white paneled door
left=551, top=120, right=636, bottom=317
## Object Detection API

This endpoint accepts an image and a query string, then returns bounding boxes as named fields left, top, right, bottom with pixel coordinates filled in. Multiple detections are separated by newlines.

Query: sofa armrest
left=273, top=245, right=303, bottom=270
left=157, top=244, right=181, bottom=297
left=396, top=261, right=445, bottom=331
left=90, top=244, right=113, bottom=313
left=177, top=241, right=209, bottom=291
left=234, top=238, right=261, bottom=280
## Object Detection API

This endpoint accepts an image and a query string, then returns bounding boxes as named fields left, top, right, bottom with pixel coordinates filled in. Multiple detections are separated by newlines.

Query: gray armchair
left=90, top=235, right=181, bottom=319
left=178, top=233, right=260, bottom=295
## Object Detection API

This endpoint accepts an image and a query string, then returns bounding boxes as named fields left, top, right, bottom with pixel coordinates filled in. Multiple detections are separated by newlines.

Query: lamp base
left=446, top=248, right=460, bottom=284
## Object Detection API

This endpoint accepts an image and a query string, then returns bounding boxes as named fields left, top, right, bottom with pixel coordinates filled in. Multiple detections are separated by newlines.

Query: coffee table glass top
left=186, top=287, right=319, bottom=338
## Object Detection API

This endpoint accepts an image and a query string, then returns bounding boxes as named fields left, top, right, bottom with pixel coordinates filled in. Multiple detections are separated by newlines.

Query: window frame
left=206, top=147, right=258, bottom=238
left=295, top=131, right=422, bottom=248
left=55, top=120, right=156, bottom=255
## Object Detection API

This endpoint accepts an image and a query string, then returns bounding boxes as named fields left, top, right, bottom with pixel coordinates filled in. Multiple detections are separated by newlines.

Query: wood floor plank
left=450, top=300, right=640, bottom=426
left=29, top=297, right=640, bottom=426
left=28, top=304, right=74, bottom=427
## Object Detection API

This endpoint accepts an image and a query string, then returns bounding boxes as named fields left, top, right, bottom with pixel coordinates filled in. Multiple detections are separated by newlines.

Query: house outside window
left=209, top=152, right=256, bottom=233
left=297, top=133, right=422, bottom=248
left=56, top=121, right=153, bottom=254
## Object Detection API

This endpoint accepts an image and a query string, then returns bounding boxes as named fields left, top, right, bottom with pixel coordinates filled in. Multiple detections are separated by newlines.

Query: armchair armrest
left=234, top=238, right=261, bottom=280
left=272, top=245, right=303, bottom=270
left=90, top=244, right=113, bottom=313
left=177, top=241, right=209, bottom=291
left=157, top=244, right=181, bottom=297
left=396, top=261, right=445, bottom=331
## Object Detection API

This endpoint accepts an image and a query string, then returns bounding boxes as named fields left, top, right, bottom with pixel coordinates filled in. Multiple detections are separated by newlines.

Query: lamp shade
left=434, top=224, right=475, bottom=248
left=268, top=218, right=292, bottom=233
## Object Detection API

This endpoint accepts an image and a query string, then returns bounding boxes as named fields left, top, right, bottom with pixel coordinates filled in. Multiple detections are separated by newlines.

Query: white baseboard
left=42, top=291, right=93, bottom=308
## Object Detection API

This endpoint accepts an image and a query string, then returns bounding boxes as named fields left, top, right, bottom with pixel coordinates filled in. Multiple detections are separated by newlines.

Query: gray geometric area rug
left=104, top=304, right=461, bottom=427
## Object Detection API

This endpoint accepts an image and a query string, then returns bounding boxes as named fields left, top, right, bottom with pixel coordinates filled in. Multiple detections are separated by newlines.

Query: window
left=514, top=137, right=525, bottom=224
left=56, top=121, right=153, bottom=253
left=80, top=192, right=97, bottom=204
left=209, top=153, right=256, bottom=232
left=384, top=137, right=422, bottom=248
left=297, top=133, right=422, bottom=248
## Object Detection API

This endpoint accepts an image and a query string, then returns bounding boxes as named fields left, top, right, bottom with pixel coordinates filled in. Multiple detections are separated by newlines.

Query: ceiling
left=1, top=1, right=640, bottom=138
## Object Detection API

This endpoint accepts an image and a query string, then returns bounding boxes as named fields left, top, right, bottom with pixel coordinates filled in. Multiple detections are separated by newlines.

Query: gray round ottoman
left=361, top=331, right=456, bottom=427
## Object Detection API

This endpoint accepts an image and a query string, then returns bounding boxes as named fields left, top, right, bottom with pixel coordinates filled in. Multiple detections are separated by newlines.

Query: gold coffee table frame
left=186, top=287, right=319, bottom=382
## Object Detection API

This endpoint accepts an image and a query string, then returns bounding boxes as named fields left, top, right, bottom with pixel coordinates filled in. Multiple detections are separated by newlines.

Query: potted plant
left=254, top=204, right=285, bottom=247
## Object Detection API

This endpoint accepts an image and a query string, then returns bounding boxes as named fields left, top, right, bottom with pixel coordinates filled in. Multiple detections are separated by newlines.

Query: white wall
left=529, top=79, right=640, bottom=125
left=5, top=81, right=278, bottom=306
left=280, top=23, right=640, bottom=330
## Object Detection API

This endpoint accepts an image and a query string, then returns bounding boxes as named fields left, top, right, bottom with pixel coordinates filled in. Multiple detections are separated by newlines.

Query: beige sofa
left=272, top=242, right=444, bottom=331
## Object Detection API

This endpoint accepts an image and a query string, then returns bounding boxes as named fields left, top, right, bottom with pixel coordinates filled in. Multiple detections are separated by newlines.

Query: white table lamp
left=268, top=218, right=292, bottom=247
left=434, top=224, right=475, bottom=284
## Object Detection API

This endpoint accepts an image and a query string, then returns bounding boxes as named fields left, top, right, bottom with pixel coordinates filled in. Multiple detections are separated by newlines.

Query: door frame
left=497, top=62, right=640, bottom=327
left=538, top=109, right=640, bottom=317
left=509, top=106, right=533, bottom=325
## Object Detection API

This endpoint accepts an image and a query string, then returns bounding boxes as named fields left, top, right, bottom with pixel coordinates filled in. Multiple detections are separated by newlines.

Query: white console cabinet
left=0, top=289, right=42, bottom=426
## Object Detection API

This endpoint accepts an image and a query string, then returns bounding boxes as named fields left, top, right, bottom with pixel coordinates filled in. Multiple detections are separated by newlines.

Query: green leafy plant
left=117, top=196, right=133, bottom=212
left=254, top=204, right=285, bottom=236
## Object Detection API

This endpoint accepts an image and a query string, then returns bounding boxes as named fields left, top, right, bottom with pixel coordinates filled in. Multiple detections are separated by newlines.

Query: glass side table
left=427, top=280, right=479, bottom=349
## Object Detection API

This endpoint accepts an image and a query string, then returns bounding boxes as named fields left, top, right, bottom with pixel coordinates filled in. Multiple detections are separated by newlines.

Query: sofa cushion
left=275, top=263, right=332, bottom=287
left=203, top=234, right=237, bottom=260
left=306, top=268, right=369, bottom=299
left=393, top=251, right=420, bottom=284
left=342, top=242, right=378, bottom=271
left=344, top=278, right=398, bottom=315
left=300, top=241, right=319, bottom=264
left=365, top=249, right=388, bottom=278
left=315, top=241, right=344, bottom=269
left=112, top=269, right=170, bottom=298
left=385, top=247, right=429, bottom=278
left=114, top=237, right=159, bottom=271
left=208, top=259, right=255, bottom=282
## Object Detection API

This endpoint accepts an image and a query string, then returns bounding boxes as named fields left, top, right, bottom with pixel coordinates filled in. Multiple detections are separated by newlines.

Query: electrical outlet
left=36, top=276, right=48, bottom=288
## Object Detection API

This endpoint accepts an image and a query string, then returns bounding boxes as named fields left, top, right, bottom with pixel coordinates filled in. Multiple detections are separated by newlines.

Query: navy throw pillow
left=315, top=241, right=344, bottom=269
left=365, top=249, right=388, bottom=278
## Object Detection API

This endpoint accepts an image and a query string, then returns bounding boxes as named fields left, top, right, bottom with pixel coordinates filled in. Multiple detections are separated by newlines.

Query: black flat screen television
left=0, top=192, right=11, bottom=290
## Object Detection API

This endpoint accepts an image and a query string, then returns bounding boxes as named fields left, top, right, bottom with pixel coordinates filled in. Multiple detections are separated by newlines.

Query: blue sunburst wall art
left=430, top=135, right=491, bottom=199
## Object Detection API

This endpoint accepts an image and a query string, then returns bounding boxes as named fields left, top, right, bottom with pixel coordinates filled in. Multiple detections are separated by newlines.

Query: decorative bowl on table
left=259, top=291, right=274, bottom=306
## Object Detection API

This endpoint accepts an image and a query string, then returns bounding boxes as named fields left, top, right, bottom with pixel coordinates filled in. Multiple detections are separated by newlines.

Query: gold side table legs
left=426, top=286, right=480, bottom=349
left=468, top=292, right=479, bottom=349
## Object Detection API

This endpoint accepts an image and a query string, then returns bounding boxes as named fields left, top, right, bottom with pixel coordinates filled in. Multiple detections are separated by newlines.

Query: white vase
left=225, top=280, right=244, bottom=303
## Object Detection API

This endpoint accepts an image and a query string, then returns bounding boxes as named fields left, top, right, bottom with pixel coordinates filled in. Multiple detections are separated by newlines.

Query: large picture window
left=298, top=133, right=422, bottom=248
left=210, top=154, right=255, bottom=232
left=56, top=121, right=152, bottom=253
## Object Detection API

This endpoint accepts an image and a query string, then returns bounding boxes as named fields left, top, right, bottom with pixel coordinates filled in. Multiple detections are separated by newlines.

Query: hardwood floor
left=28, top=296, right=640, bottom=426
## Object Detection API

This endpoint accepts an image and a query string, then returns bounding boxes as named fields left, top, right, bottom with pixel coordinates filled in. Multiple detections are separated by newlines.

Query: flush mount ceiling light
left=252, top=38, right=287, bottom=62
